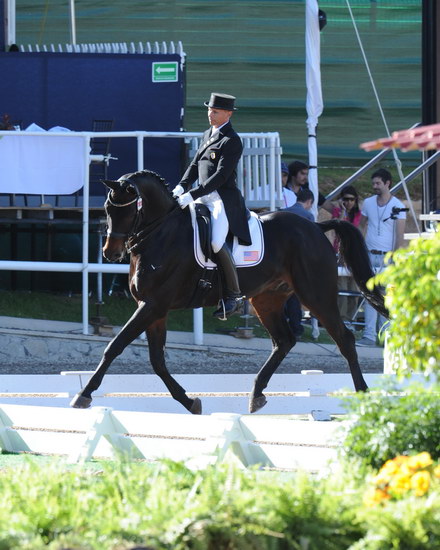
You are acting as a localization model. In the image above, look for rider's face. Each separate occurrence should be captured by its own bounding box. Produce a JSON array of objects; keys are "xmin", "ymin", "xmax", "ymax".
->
[{"xmin": 208, "ymin": 107, "xmax": 232, "ymax": 128}]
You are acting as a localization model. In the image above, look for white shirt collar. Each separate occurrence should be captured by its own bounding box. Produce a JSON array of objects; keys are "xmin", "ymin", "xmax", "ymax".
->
[{"xmin": 211, "ymin": 120, "xmax": 229, "ymax": 136}]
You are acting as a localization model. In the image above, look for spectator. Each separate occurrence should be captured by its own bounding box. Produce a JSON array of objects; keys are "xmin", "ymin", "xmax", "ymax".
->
[
  {"xmin": 323, "ymin": 185, "xmax": 362, "ymax": 324},
  {"xmin": 283, "ymin": 188, "xmax": 315, "ymax": 338},
  {"xmin": 357, "ymin": 168, "xmax": 407, "ymax": 346},
  {"xmin": 287, "ymin": 160, "xmax": 326, "ymax": 206},
  {"xmin": 281, "ymin": 162, "xmax": 297, "ymax": 208}
]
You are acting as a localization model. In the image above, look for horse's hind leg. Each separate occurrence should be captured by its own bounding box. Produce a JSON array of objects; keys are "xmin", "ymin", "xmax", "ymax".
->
[
  {"xmin": 146, "ymin": 318, "xmax": 201, "ymax": 414},
  {"xmin": 307, "ymin": 300, "xmax": 368, "ymax": 392},
  {"xmin": 249, "ymin": 293, "xmax": 296, "ymax": 413},
  {"xmin": 71, "ymin": 301, "xmax": 152, "ymax": 409}
]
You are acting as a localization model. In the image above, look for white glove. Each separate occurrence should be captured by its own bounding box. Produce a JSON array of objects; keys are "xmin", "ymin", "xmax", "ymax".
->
[
  {"xmin": 172, "ymin": 184, "xmax": 184, "ymax": 198},
  {"xmin": 177, "ymin": 192, "xmax": 194, "ymax": 209}
]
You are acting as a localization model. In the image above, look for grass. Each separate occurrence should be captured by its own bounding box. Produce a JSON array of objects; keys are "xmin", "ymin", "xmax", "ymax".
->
[{"xmin": 0, "ymin": 290, "xmax": 334, "ymax": 343}]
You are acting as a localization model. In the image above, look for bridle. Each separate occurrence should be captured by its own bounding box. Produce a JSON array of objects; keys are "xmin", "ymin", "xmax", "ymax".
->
[
  {"xmin": 105, "ymin": 181, "xmax": 143, "ymax": 240},
  {"xmin": 104, "ymin": 176, "xmax": 180, "ymax": 254}
]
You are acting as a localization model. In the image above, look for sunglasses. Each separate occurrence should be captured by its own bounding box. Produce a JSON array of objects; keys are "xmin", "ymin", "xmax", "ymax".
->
[{"xmin": 342, "ymin": 197, "xmax": 356, "ymax": 202}]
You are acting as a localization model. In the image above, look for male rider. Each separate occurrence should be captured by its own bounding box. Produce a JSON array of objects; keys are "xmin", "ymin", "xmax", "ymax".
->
[{"xmin": 172, "ymin": 93, "xmax": 251, "ymax": 320}]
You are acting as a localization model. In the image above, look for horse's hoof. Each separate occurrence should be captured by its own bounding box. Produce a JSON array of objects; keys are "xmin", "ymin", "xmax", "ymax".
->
[
  {"xmin": 249, "ymin": 395, "xmax": 267, "ymax": 413},
  {"xmin": 190, "ymin": 397, "xmax": 202, "ymax": 415},
  {"xmin": 70, "ymin": 393, "xmax": 92, "ymax": 409}
]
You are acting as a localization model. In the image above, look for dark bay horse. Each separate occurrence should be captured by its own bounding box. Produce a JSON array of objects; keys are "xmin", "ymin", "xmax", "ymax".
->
[{"xmin": 70, "ymin": 170, "xmax": 387, "ymax": 414}]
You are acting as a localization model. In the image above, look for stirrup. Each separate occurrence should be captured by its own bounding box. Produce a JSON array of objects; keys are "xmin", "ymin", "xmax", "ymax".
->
[{"xmin": 213, "ymin": 296, "xmax": 244, "ymax": 321}]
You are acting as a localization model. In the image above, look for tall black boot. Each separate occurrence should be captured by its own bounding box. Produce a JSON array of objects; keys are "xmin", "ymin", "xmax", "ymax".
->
[{"xmin": 213, "ymin": 244, "xmax": 244, "ymax": 320}]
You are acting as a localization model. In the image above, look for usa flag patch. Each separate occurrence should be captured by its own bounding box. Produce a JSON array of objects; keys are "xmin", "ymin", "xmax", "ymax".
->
[{"xmin": 243, "ymin": 250, "xmax": 259, "ymax": 261}]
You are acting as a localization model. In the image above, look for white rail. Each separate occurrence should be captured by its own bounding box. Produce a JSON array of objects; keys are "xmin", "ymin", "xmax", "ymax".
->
[{"xmin": 0, "ymin": 130, "xmax": 281, "ymax": 337}]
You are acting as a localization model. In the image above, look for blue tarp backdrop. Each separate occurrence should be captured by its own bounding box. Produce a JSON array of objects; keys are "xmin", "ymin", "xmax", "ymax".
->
[{"xmin": 0, "ymin": 51, "xmax": 185, "ymax": 194}]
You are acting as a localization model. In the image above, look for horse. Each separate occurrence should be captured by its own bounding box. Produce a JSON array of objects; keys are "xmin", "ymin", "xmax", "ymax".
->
[{"xmin": 70, "ymin": 169, "xmax": 387, "ymax": 414}]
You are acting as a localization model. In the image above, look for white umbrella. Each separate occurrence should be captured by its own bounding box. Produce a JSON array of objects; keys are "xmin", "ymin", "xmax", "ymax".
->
[{"xmin": 305, "ymin": 0, "xmax": 324, "ymax": 220}]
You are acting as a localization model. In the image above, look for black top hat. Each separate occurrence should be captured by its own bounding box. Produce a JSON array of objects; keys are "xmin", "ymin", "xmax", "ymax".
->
[{"xmin": 204, "ymin": 93, "xmax": 237, "ymax": 111}]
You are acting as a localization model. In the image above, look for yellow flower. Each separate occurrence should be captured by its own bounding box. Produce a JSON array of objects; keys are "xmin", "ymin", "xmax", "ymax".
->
[
  {"xmin": 433, "ymin": 465, "xmax": 440, "ymax": 479},
  {"xmin": 407, "ymin": 452, "xmax": 433, "ymax": 471},
  {"xmin": 411, "ymin": 470, "xmax": 431, "ymax": 497},
  {"xmin": 389, "ymin": 473, "xmax": 412, "ymax": 495},
  {"xmin": 364, "ymin": 487, "xmax": 390, "ymax": 507}
]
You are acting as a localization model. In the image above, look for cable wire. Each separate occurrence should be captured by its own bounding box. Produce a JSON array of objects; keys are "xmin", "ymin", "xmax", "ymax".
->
[{"xmin": 345, "ymin": 0, "xmax": 420, "ymax": 234}]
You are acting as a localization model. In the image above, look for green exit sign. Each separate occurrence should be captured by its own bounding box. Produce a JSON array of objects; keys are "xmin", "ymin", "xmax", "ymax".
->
[{"xmin": 152, "ymin": 62, "xmax": 178, "ymax": 82}]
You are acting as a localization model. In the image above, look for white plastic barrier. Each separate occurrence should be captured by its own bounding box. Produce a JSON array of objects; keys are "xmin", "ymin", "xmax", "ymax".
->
[
  {"xmin": 0, "ymin": 403, "xmax": 344, "ymax": 471},
  {"xmin": 0, "ymin": 373, "xmax": 427, "ymax": 470}
]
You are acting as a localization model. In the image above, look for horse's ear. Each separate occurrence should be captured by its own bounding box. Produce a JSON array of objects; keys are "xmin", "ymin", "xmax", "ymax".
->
[{"xmin": 102, "ymin": 179, "xmax": 119, "ymax": 191}]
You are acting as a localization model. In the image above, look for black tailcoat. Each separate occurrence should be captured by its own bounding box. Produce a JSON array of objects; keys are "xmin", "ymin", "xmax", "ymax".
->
[{"xmin": 179, "ymin": 121, "xmax": 251, "ymax": 246}]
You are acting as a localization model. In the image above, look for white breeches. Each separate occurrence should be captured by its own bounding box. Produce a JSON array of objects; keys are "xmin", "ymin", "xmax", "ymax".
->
[{"xmin": 195, "ymin": 191, "xmax": 229, "ymax": 253}]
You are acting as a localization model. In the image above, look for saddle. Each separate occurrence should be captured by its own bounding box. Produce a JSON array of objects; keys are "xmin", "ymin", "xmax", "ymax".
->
[
  {"xmin": 190, "ymin": 204, "xmax": 264, "ymax": 270},
  {"xmin": 194, "ymin": 203, "xmax": 214, "ymax": 263},
  {"xmin": 187, "ymin": 204, "xmax": 263, "ymax": 308}
]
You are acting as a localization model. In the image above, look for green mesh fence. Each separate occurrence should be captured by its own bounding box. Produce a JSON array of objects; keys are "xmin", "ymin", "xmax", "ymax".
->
[{"xmin": 14, "ymin": 0, "xmax": 421, "ymax": 164}]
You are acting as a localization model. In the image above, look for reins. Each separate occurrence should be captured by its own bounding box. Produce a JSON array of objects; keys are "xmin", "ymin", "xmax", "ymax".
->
[{"xmin": 127, "ymin": 204, "xmax": 179, "ymax": 254}]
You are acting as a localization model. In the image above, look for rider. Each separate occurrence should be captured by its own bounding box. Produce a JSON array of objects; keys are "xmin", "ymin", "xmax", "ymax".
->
[{"xmin": 172, "ymin": 92, "xmax": 251, "ymax": 319}]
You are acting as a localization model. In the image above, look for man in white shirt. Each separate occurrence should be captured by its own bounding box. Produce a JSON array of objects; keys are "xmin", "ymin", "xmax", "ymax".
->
[
  {"xmin": 357, "ymin": 168, "xmax": 407, "ymax": 346},
  {"xmin": 281, "ymin": 162, "xmax": 297, "ymax": 208}
]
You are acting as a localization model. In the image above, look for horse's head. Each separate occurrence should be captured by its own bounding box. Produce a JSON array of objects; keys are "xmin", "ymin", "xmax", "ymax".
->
[
  {"xmin": 102, "ymin": 176, "xmax": 140, "ymax": 261},
  {"xmin": 102, "ymin": 170, "xmax": 175, "ymax": 262}
]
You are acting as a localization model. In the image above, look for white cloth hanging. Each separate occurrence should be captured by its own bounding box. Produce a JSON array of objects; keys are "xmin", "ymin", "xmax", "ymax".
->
[
  {"xmin": 0, "ymin": 132, "xmax": 86, "ymax": 195},
  {"xmin": 305, "ymin": 0, "xmax": 323, "ymax": 221}
]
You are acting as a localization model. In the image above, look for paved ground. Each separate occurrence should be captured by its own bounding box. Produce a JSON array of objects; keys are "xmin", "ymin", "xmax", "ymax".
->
[{"xmin": 0, "ymin": 316, "xmax": 384, "ymax": 376}]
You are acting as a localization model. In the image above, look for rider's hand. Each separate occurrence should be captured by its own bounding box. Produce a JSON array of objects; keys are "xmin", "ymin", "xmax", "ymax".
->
[
  {"xmin": 172, "ymin": 184, "xmax": 184, "ymax": 198},
  {"xmin": 177, "ymin": 192, "xmax": 194, "ymax": 209}
]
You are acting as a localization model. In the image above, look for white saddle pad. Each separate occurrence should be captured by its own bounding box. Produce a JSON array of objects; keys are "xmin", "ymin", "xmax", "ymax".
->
[{"xmin": 190, "ymin": 206, "xmax": 264, "ymax": 269}]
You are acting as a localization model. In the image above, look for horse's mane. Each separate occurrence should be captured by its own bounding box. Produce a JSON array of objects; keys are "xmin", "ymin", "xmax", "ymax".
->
[{"xmin": 129, "ymin": 169, "xmax": 174, "ymax": 201}]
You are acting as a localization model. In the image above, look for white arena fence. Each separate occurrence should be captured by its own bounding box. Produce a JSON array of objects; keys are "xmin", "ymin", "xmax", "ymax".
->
[
  {"xmin": 0, "ymin": 372, "xmax": 425, "ymax": 471},
  {"xmin": 0, "ymin": 129, "xmax": 282, "ymax": 340}
]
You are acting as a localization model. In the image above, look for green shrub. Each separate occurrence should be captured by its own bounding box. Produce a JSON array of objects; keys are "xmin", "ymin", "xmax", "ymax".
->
[
  {"xmin": 339, "ymin": 382, "xmax": 440, "ymax": 471},
  {"xmin": 370, "ymin": 232, "xmax": 440, "ymax": 379},
  {"xmin": 351, "ymin": 490, "xmax": 440, "ymax": 549},
  {"xmin": 2, "ymin": 456, "xmax": 440, "ymax": 549},
  {"xmin": 0, "ymin": 458, "xmax": 364, "ymax": 550}
]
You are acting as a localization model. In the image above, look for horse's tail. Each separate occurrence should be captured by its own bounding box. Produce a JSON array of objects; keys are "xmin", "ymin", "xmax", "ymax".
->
[{"xmin": 317, "ymin": 219, "xmax": 389, "ymax": 318}]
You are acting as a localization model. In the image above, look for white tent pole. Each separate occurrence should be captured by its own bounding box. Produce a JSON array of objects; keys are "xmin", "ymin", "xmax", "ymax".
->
[
  {"xmin": 69, "ymin": 0, "xmax": 77, "ymax": 46},
  {"xmin": 305, "ymin": 0, "xmax": 323, "ymax": 220},
  {"xmin": 5, "ymin": 0, "xmax": 16, "ymax": 46}
]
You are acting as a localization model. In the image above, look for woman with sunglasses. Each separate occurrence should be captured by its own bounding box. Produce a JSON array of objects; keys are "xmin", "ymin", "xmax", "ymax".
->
[{"xmin": 324, "ymin": 185, "xmax": 362, "ymax": 325}]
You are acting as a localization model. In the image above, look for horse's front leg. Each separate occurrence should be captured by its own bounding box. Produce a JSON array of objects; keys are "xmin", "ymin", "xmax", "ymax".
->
[
  {"xmin": 146, "ymin": 318, "xmax": 201, "ymax": 414},
  {"xmin": 70, "ymin": 301, "xmax": 151, "ymax": 409}
]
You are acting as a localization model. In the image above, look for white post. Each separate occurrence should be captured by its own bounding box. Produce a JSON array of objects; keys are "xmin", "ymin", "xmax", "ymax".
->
[
  {"xmin": 193, "ymin": 308, "xmax": 203, "ymax": 345},
  {"xmin": 5, "ymin": 0, "xmax": 16, "ymax": 46},
  {"xmin": 69, "ymin": 0, "xmax": 76, "ymax": 46},
  {"xmin": 137, "ymin": 135, "xmax": 144, "ymax": 170},
  {"xmin": 82, "ymin": 136, "xmax": 91, "ymax": 335},
  {"xmin": 269, "ymin": 134, "xmax": 276, "ymax": 211}
]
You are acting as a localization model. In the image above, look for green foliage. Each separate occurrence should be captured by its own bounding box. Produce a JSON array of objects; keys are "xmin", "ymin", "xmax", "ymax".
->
[
  {"xmin": 1, "ymin": 456, "xmax": 440, "ymax": 549},
  {"xmin": 369, "ymin": 232, "xmax": 440, "ymax": 379},
  {"xmin": 339, "ymin": 382, "xmax": 440, "ymax": 471},
  {"xmin": 0, "ymin": 458, "xmax": 364, "ymax": 550},
  {"xmin": 351, "ymin": 492, "xmax": 440, "ymax": 550}
]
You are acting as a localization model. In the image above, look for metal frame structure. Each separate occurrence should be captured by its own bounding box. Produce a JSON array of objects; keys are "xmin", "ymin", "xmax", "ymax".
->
[{"xmin": 0, "ymin": 129, "xmax": 282, "ymax": 341}]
